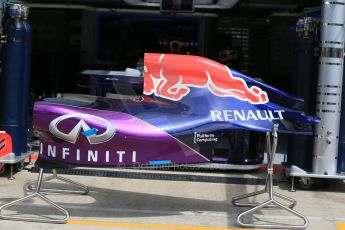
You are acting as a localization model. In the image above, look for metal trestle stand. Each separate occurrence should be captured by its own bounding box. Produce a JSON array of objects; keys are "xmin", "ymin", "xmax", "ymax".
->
[
  {"xmin": 26, "ymin": 169, "xmax": 89, "ymax": 195},
  {"xmin": 233, "ymin": 125, "xmax": 309, "ymax": 229},
  {"xmin": 0, "ymin": 168, "xmax": 70, "ymax": 223}
]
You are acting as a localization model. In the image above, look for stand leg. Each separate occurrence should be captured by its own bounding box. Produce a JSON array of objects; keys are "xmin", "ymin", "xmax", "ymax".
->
[
  {"xmin": 0, "ymin": 168, "xmax": 70, "ymax": 223},
  {"xmin": 234, "ymin": 124, "xmax": 309, "ymax": 229},
  {"xmin": 237, "ymin": 199, "xmax": 308, "ymax": 229},
  {"xmin": 289, "ymin": 176, "xmax": 296, "ymax": 192},
  {"xmin": 232, "ymin": 130, "xmax": 297, "ymax": 209},
  {"xmin": 232, "ymin": 174, "xmax": 296, "ymax": 208},
  {"xmin": 26, "ymin": 169, "xmax": 89, "ymax": 195},
  {"xmin": 8, "ymin": 164, "xmax": 15, "ymax": 180}
]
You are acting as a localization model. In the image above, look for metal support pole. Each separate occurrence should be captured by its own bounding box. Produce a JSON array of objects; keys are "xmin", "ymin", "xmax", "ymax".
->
[
  {"xmin": 289, "ymin": 176, "xmax": 296, "ymax": 192},
  {"xmin": 8, "ymin": 164, "xmax": 15, "ymax": 180},
  {"xmin": 0, "ymin": 168, "xmax": 70, "ymax": 223},
  {"xmin": 313, "ymin": 0, "xmax": 345, "ymax": 175},
  {"xmin": 232, "ymin": 126, "xmax": 297, "ymax": 209},
  {"xmin": 235, "ymin": 125, "xmax": 309, "ymax": 229}
]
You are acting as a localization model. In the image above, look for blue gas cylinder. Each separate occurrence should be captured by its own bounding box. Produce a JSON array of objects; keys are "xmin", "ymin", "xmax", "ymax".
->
[
  {"xmin": 338, "ymin": 71, "xmax": 345, "ymax": 173},
  {"xmin": 20, "ymin": 5, "xmax": 32, "ymax": 153},
  {"xmin": 0, "ymin": 4, "xmax": 27, "ymax": 156}
]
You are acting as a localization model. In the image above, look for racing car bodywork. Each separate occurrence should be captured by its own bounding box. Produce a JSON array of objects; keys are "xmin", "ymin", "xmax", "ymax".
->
[{"xmin": 33, "ymin": 53, "xmax": 319, "ymax": 167}]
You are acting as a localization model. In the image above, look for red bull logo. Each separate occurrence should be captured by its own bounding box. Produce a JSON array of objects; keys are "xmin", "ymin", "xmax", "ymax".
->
[{"xmin": 143, "ymin": 53, "xmax": 269, "ymax": 104}]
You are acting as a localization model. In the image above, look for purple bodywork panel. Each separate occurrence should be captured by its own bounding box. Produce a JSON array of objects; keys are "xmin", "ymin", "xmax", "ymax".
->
[{"xmin": 34, "ymin": 102, "xmax": 209, "ymax": 167}]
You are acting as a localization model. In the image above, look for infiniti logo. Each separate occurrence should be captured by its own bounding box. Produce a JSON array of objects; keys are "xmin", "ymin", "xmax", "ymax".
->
[{"xmin": 49, "ymin": 114, "xmax": 116, "ymax": 144}]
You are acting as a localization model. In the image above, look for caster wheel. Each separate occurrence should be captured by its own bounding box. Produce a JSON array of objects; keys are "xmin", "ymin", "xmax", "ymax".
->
[
  {"xmin": 299, "ymin": 177, "xmax": 327, "ymax": 190},
  {"xmin": 299, "ymin": 177, "xmax": 313, "ymax": 189}
]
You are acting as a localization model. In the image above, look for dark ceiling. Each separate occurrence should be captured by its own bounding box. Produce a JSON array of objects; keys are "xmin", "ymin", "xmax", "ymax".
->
[
  {"xmin": 29, "ymin": 0, "xmax": 321, "ymax": 13},
  {"xmin": 229, "ymin": 0, "xmax": 320, "ymax": 17}
]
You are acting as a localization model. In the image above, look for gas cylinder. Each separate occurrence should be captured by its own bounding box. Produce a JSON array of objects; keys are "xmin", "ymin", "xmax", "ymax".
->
[
  {"xmin": 338, "ymin": 95, "xmax": 345, "ymax": 173},
  {"xmin": 0, "ymin": 4, "xmax": 27, "ymax": 156},
  {"xmin": 338, "ymin": 69, "xmax": 345, "ymax": 173},
  {"xmin": 20, "ymin": 5, "xmax": 32, "ymax": 154}
]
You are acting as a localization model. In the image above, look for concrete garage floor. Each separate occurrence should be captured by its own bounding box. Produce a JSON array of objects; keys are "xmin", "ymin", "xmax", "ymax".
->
[{"xmin": 0, "ymin": 166, "xmax": 345, "ymax": 230}]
